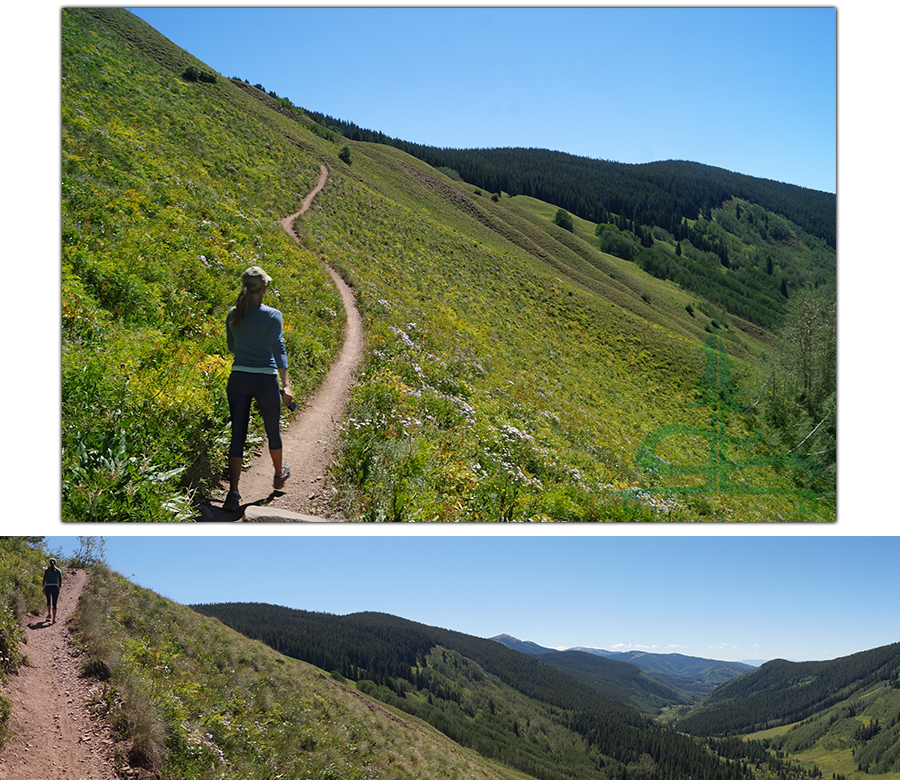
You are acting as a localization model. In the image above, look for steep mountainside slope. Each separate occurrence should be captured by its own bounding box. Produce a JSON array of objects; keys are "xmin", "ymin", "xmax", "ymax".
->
[
  {"xmin": 677, "ymin": 643, "xmax": 900, "ymax": 737},
  {"xmin": 72, "ymin": 566, "xmax": 550, "ymax": 780},
  {"xmin": 532, "ymin": 650, "xmax": 694, "ymax": 713},
  {"xmin": 191, "ymin": 602, "xmax": 770, "ymax": 780},
  {"xmin": 62, "ymin": 8, "xmax": 346, "ymax": 520}
]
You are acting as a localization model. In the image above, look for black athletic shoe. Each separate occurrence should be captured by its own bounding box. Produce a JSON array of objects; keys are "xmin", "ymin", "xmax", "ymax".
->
[{"xmin": 223, "ymin": 490, "xmax": 241, "ymax": 512}]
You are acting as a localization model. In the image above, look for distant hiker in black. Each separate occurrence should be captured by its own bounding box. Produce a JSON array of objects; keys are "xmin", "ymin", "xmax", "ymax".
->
[{"xmin": 42, "ymin": 559, "xmax": 63, "ymax": 624}]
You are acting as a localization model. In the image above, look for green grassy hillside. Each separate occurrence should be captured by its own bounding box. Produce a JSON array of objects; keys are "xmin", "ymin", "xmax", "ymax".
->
[
  {"xmin": 70, "ymin": 565, "xmax": 543, "ymax": 779},
  {"xmin": 61, "ymin": 8, "xmax": 834, "ymax": 521},
  {"xmin": 296, "ymin": 144, "xmax": 831, "ymax": 520},
  {"xmin": 61, "ymin": 8, "xmax": 347, "ymax": 520}
]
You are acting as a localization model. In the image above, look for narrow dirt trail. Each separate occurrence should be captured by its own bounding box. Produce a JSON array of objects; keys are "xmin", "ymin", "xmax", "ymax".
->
[
  {"xmin": 0, "ymin": 568, "xmax": 118, "ymax": 780},
  {"xmin": 200, "ymin": 163, "xmax": 364, "ymax": 521}
]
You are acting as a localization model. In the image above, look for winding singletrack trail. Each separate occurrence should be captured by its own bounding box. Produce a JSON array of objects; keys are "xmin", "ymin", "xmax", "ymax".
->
[
  {"xmin": 200, "ymin": 164, "xmax": 364, "ymax": 521},
  {"xmin": 0, "ymin": 568, "xmax": 119, "ymax": 780}
]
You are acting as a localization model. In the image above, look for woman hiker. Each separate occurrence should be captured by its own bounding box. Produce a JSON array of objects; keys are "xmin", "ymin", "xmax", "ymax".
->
[
  {"xmin": 42, "ymin": 558, "xmax": 63, "ymax": 624},
  {"xmin": 223, "ymin": 265, "xmax": 293, "ymax": 512}
]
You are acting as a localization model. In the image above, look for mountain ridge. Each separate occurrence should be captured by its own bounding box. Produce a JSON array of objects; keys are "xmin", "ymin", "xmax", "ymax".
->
[
  {"xmin": 676, "ymin": 642, "xmax": 900, "ymax": 737},
  {"xmin": 299, "ymin": 106, "xmax": 836, "ymax": 245},
  {"xmin": 491, "ymin": 634, "xmax": 756, "ymax": 707}
]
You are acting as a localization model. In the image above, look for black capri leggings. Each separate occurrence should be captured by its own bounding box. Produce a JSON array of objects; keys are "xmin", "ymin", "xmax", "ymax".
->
[
  {"xmin": 227, "ymin": 371, "xmax": 283, "ymax": 458},
  {"xmin": 45, "ymin": 585, "xmax": 59, "ymax": 609}
]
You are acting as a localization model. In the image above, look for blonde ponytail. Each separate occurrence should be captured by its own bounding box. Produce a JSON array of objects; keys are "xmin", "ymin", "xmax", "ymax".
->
[{"xmin": 230, "ymin": 286, "xmax": 254, "ymax": 327}]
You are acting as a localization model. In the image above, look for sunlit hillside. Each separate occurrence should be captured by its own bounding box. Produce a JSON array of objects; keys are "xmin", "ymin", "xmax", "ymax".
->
[
  {"xmin": 61, "ymin": 8, "xmax": 835, "ymax": 521},
  {"xmin": 78, "ymin": 571, "xmax": 548, "ymax": 780}
]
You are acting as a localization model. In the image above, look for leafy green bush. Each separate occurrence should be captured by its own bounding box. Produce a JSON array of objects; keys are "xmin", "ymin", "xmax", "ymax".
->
[
  {"xmin": 182, "ymin": 64, "xmax": 217, "ymax": 84},
  {"xmin": 600, "ymin": 229, "xmax": 640, "ymax": 261},
  {"xmin": 553, "ymin": 208, "xmax": 573, "ymax": 231}
]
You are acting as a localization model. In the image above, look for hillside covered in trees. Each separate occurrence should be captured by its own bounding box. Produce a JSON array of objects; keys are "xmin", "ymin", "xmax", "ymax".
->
[
  {"xmin": 676, "ymin": 643, "xmax": 900, "ymax": 737},
  {"xmin": 675, "ymin": 643, "xmax": 900, "ymax": 777},
  {"xmin": 192, "ymin": 602, "xmax": 819, "ymax": 780},
  {"xmin": 526, "ymin": 649, "xmax": 696, "ymax": 713},
  {"xmin": 300, "ymin": 113, "xmax": 836, "ymax": 249},
  {"xmin": 491, "ymin": 637, "xmax": 756, "ymax": 708}
]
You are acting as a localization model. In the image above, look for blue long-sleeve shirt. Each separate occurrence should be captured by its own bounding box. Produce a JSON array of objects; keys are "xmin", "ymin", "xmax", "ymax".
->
[{"xmin": 226, "ymin": 304, "xmax": 288, "ymax": 374}]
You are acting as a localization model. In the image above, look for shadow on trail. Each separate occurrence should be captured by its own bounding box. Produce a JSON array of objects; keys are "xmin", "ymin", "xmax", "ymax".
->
[{"xmin": 196, "ymin": 490, "xmax": 286, "ymax": 521}]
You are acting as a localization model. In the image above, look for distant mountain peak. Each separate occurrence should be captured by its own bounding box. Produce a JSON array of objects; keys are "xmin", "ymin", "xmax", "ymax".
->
[{"xmin": 490, "ymin": 634, "xmax": 558, "ymax": 654}]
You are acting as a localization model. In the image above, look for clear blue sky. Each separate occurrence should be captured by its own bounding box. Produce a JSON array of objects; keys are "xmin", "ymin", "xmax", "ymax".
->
[
  {"xmin": 46, "ymin": 535, "xmax": 898, "ymax": 664},
  {"xmin": 128, "ymin": 6, "xmax": 836, "ymax": 193}
]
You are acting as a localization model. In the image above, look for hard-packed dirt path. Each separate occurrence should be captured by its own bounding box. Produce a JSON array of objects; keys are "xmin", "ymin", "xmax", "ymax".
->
[
  {"xmin": 199, "ymin": 164, "xmax": 364, "ymax": 521},
  {"xmin": 0, "ymin": 568, "xmax": 118, "ymax": 780}
]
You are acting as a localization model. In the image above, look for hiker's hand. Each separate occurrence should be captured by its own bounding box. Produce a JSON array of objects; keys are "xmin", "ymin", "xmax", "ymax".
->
[{"xmin": 281, "ymin": 388, "xmax": 294, "ymax": 407}]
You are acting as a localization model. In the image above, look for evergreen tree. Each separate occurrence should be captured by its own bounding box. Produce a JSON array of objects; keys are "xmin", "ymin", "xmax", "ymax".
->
[{"xmin": 756, "ymin": 287, "xmax": 836, "ymax": 493}]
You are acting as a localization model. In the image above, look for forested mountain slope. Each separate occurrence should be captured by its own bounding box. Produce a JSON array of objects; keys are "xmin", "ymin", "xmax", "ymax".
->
[
  {"xmin": 302, "ymin": 112, "xmax": 837, "ymax": 249},
  {"xmin": 531, "ymin": 649, "xmax": 695, "ymax": 713},
  {"xmin": 757, "ymin": 680, "xmax": 900, "ymax": 777},
  {"xmin": 191, "ymin": 602, "xmax": 797, "ymax": 780},
  {"xmin": 602, "ymin": 650, "xmax": 755, "ymax": 696},
  {"xmin": 492, "ymin": 635, "xmax": 754, "ymax": 704},
  {"xmin": 674, "ymin": 642, "xmax": 900, "ymax": 777},
  {"xmin": 677, "ymin": 643, "xmax": 900, "ymax": 736},
  {"xmin": 62, "ymin": 8, "xmax": 835, "ymax": 521}
]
